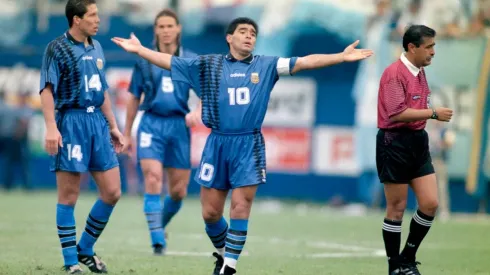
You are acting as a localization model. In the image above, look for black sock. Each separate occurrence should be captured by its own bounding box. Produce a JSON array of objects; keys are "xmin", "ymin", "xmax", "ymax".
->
[
  {"xmin": 401, "ymin": 209, "xmax": 434, "ymax": 261},
  {"xmin": 382, "ymin": 218, "xmax": 402, "ymax": 273}
]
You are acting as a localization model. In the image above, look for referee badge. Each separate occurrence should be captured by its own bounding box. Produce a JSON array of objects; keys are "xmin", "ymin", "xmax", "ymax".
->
[
  {"xmin": 251, "ymin": 72, "xmax": 259, "ymax": 84},
  {"xmin": 96, "ymin": 58, "xmax": 104, "ymax": 69}
]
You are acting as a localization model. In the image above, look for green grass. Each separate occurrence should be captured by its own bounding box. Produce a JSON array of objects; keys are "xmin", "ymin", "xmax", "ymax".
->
[{"xmin": 1, "ymin": 191, "xmax": 490, "ymax": 275}]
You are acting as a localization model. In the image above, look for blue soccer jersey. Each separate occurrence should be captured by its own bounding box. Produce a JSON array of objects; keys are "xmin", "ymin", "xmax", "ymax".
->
[
  {"xmin": 40, "ymin": 32, "xmax": 109, "ymax": 109},
  {"xmin": 128, "ymin": 47, "xmax": 197, "ymax": 117},
  {"xmin": 39, "ymin": 32, "xmax": 117, "ymax": 173},
  {"xmin": 171, "ymin": 54, "xmax": 297, "ymax": 133}
]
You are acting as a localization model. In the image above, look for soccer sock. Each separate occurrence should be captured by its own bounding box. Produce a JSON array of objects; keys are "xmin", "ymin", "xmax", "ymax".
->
[
  {"xmin": 382, "ymin": 218, "xmax": 402, "ymax": 272},
  {"xmin": 401, "ymin": 209, "xmax": 434, "ymax": 261},
  {"xmin": 57, "ymin": 204, "xmax": 78, "ymax": 266},
  {"xmin": 161, "ymin": 194, "xmax": 183, "ymax": 229},
  {"xmin": 143, "ymin": 193, "xmax": 165, "ymax": 247},
  {"xmin": 205, "ymin": 216, "xmax": 228, "ymax": 255},
  {"xmin": 78, "ymin": 199, "xmax": 114, "ymax": 255},
  {"xmin": 224, "ymin": 219, "xmax": 248, "ymax": 269}
]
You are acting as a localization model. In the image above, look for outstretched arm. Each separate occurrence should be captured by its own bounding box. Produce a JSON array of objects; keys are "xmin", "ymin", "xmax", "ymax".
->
[
  {"xmin": 291, "ymin": 40, "xmax": 373, "ymax": 74},
  {"xmin": 112, "ymin": 33, "xmax": 172, "ymax": 70}
]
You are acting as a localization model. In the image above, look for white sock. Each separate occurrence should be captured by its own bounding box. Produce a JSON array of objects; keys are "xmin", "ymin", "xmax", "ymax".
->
[
  {"xmin": 221, "ymin": 257, "xmax": 237, "ymax": 273},
  {"xmin": 217, "ymin": 247, "xmax": 225, "ymax": 256}
]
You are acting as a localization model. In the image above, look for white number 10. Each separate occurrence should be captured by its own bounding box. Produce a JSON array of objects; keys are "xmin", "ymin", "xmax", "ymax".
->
[{"xmin": 228, "ymin": 87, "xmax": 250, "ymax": 105}]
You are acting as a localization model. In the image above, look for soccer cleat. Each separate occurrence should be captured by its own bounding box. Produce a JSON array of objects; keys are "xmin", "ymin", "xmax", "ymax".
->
[
  {"xmin": 220, "ymin": 265, "xmax": 237, "ymax": 275},
  {"xmin": 153, "ymin": 244, "xmax": 166, "ymax": 255},
  {"xmin": 211, "ymin": 252, "xmax": 224, "ymax": 275},
  {"xmin": 78, "ymin": 253, "xmax": 107, "ymax": 273},
  {"xmin": 398, "ymin": 260, "xmax": 421, "ymax": 275},
  {"xmin": 63, "ymin": 264, "xmax": 83, "ymax": 274}
]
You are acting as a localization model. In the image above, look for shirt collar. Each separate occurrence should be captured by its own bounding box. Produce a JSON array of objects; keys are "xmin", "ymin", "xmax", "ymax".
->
[
  {"xmin": 400, "ymin": 53, "xmax": 420, "ymax": 76},
  {"xmin": 156, "ymin": 45, "xmax": 183, "ymax": 57},
  {"xmin": 65, "ymin": 31, "xmax": 93, "ymax": 46},
  {"xmin": 225, "ymin": 52, "xmax": 254, "ymax": 64}
]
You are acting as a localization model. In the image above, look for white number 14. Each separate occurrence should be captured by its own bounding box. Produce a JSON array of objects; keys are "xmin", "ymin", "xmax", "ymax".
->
[{"xmin": 67, "ymin": 144, "xmax": 83, "ymax": 162}]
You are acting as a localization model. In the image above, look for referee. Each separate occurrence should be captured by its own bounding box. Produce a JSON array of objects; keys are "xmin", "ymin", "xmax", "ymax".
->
[{"xmin": 376, "ymin": 25, "xmax": 453, "ymax": 275}]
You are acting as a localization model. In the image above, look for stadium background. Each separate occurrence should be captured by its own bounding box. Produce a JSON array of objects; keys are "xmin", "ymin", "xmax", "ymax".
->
[{"xmin": 0, "ymin": 0, "xmax": 489, "ymax": 215}]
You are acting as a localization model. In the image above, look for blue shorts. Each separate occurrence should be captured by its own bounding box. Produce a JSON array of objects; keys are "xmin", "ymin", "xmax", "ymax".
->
[
  {"xmin": 50, "ymin": 108, "xmax": 119, "ymax": 172},
  {"xmin": 194, "ymin": 131, "xmax": 267, "ymax": 190},
  {"xmin": 137, "ymin": 112, "xmax": 191, "ymax": 169}
]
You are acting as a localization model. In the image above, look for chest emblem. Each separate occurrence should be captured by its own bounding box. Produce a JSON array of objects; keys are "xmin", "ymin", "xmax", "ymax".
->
[
  {"xmin": 251, "ymin": 72, "xmax": 259, "ymax": 84},
  {"xmin": 97, "ymin": 58, "xmax": 104, "ymax": 69}
]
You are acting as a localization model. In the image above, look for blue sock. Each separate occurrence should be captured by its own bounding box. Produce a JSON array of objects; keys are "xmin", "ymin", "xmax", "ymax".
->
[
  {"xmin": 224, "ymin": 219, "xmax": 248, "ymax": 267},
  {"xmin": 205, "ymin": 216, "xmax": 228, "ymax": 253},
  {"xmin": 78, "ymin": 199, "xmax": 114, "ymax": 255},
  {"xmin": 143, "ymin": 193, "xmax": 165, "ymax": 247},
  {"xmin": 57, "ymin": 204, "xmax": 78, "ymax": 266},
  {"xmin": 161, "ymin": 195, "xmax": 182, "ymax": 229}
]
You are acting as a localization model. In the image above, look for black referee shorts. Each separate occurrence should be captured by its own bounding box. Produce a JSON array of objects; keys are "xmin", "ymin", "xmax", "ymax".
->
[{"xmin": 376, "ymin": 129, "xmax": 435, "ymax": 184}]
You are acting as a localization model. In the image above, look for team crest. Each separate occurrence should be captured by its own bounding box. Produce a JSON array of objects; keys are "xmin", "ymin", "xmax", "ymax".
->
[
  {"xmin": 251, "ymin": 72, "xmax": 259, "ymax": 84},
  {"xmin": 96, "ymin": 58, "xmax": 104, "ymax": 69}
]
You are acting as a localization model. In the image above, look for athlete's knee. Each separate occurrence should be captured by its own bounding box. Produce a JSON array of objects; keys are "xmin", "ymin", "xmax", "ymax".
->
[
  {"xmin": 100, "ymin": 185, "xmax": 121, "ymax": 205},
  {"xmin": 386, "ymin": 198, "xmax": 407, "ymax": 220},
  {"xmin": 418, "ymin": 197, "xmax": 439, "ymax": 216},
  {"xmin": 202, "ymin": 203, "xmax": 224, "ymax": 223},
  {"xmin": 144, "ymin": 169, "xmax": 162, "ymax": 193},
  {"xmin": 230, "ymin": 195, "xmax": 254, "ymax": 219},
  {"xmin": 58, "ymin": 187, "xmax": 80, "ymax": 205},
  {"xmin": 169, "ymin": 179, "xmax": 188, "ymax": 201}
]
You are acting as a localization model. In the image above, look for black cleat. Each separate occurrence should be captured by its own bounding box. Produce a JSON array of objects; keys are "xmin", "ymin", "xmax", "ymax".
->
[
  {"xmin": 78, "ymin": 253, "xmax": 107, "ymax": 273},
  {"xmin": 390, "ymin": 257, "xmax": 421, "ymax": 275},
  {"xmin": 221, "ymin": 265, "xmax": 236, "ymax": 275},
  {"xmin": 62, "ymin": 265, "xmax": 83, "ymax": 274},
  {"xmin": 153, "ymin": 244, "xmax": 166, "ymax": 255},
  {"xmin": 212, "ymin": 252, "xmax": 224, "ymax": 275}
]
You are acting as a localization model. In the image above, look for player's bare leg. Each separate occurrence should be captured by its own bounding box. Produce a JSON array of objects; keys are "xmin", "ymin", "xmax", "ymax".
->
[
  {"xmin": 140, "ymin": 159, "xmax": 167, "ymax": 254},
  {"xmin": 162, "ymin": 168, "xmax": 190, "ymax": 244},
  {"xmin": 57, "ymin": 172, "xmax": 84, "ymax": 273},
  {"xmin": 76, "ymin": 167, "xmax": 121, "ymax": 274},
  {"xmin": 383, "ymin": 183, "xmax": 408, "ymax": 274},
  {"xmin": 219, "ymin": 185, "xmax": 258, "ymax": 275},
  {"xmin": 397, "ymin": 174, "xmax": 438, "ymax": 274},
  {"xmin": 201, "ymin": 186, "xmax": 229, "ymax": 275}
]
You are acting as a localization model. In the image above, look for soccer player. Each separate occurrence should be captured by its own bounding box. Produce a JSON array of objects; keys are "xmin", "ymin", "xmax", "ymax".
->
[
  {"xmin": 124, "ymin": 8, "xmax": 200, "ymax": 255},
  {"xmin": 112, "ymin": 17, "xmax": 373, "ymax": 275},
  {"xmin": 376, "ymin": 25, "xmax": 453, "ymax": 275},
  {"xmin": 40, "ymin": 0, "xmax": 124, "ymax": 273}
]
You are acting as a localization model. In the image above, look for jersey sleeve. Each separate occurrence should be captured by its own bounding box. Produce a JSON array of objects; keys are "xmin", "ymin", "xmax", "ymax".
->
[
  {"xmin": 171, "ymin": 56, "xmax": 201, "ymax": 97},
  {"xmin": 275, "ymin": 57, "xmax": 298, "ymax": 77},
  {"xmin": 128, "ymin": 62, "xmax": 144, "ymax": 99},
  {"xmin": 381, "ymin": 78, "xmax": 408, "ymax": 118},
  {"xmin": 96, "ymin": 42, "xmax": 110, "ymax": 92},
  {"xmin": 39, "ymin": 43, "xmax": 60, "ymax": 94}
]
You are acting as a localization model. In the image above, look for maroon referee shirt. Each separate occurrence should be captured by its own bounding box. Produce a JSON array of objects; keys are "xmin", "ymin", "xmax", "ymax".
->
[{"xmin": 377, "ymin": 53, "xmax": 431, "ymax": 130}]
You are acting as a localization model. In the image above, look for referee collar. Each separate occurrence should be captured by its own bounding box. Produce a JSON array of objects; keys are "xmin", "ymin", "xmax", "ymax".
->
[
  {"xmin": 225, "ymin": 52, "xmax": 254, "ymax": 64},
  {"xmin": 65, "ymin": 31, "xmax": 93, "ymax": 46},
  {"xmin": 400, "ymin": 53, "xmax": 420, "ymax": 76}
]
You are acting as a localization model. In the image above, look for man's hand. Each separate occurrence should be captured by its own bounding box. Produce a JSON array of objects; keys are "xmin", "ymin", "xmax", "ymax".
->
[
  {"xmin": 110, "ymin": 128, "xmax": 125, "ymax": 153},
  {"xmin": 111, "ymin": 33, "xmax": 142, "ymax": 54},
  {"xmin": 342, "ymin": 40, "xmax": 374, "ymax": 62},
  {"xmin": 435, "ymin": 107, "xmax": 453, "ymax": 122},
  {"xmin": 122, "ymin": 135, "xmax": 133, "ymax": 156},
  {"xmin": 185, "ymin": 111, "xmax": 201, "ymax": 128},
  {"xmin": 45, "ymin": 125, "xmax": 63, "ymax": 156}
]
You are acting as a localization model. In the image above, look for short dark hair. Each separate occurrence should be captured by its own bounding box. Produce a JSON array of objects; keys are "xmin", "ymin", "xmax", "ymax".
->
[
  {"xmin": 402, "ymin": 25, "xmax": 436, "ymax": 51},
  {"xmin": 226, "ymin": 17, "xmax": 259, "ymax": 36},
  {"xmin": 65, "ymin": 0, "xmax": 96, "ymax": 28}
]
